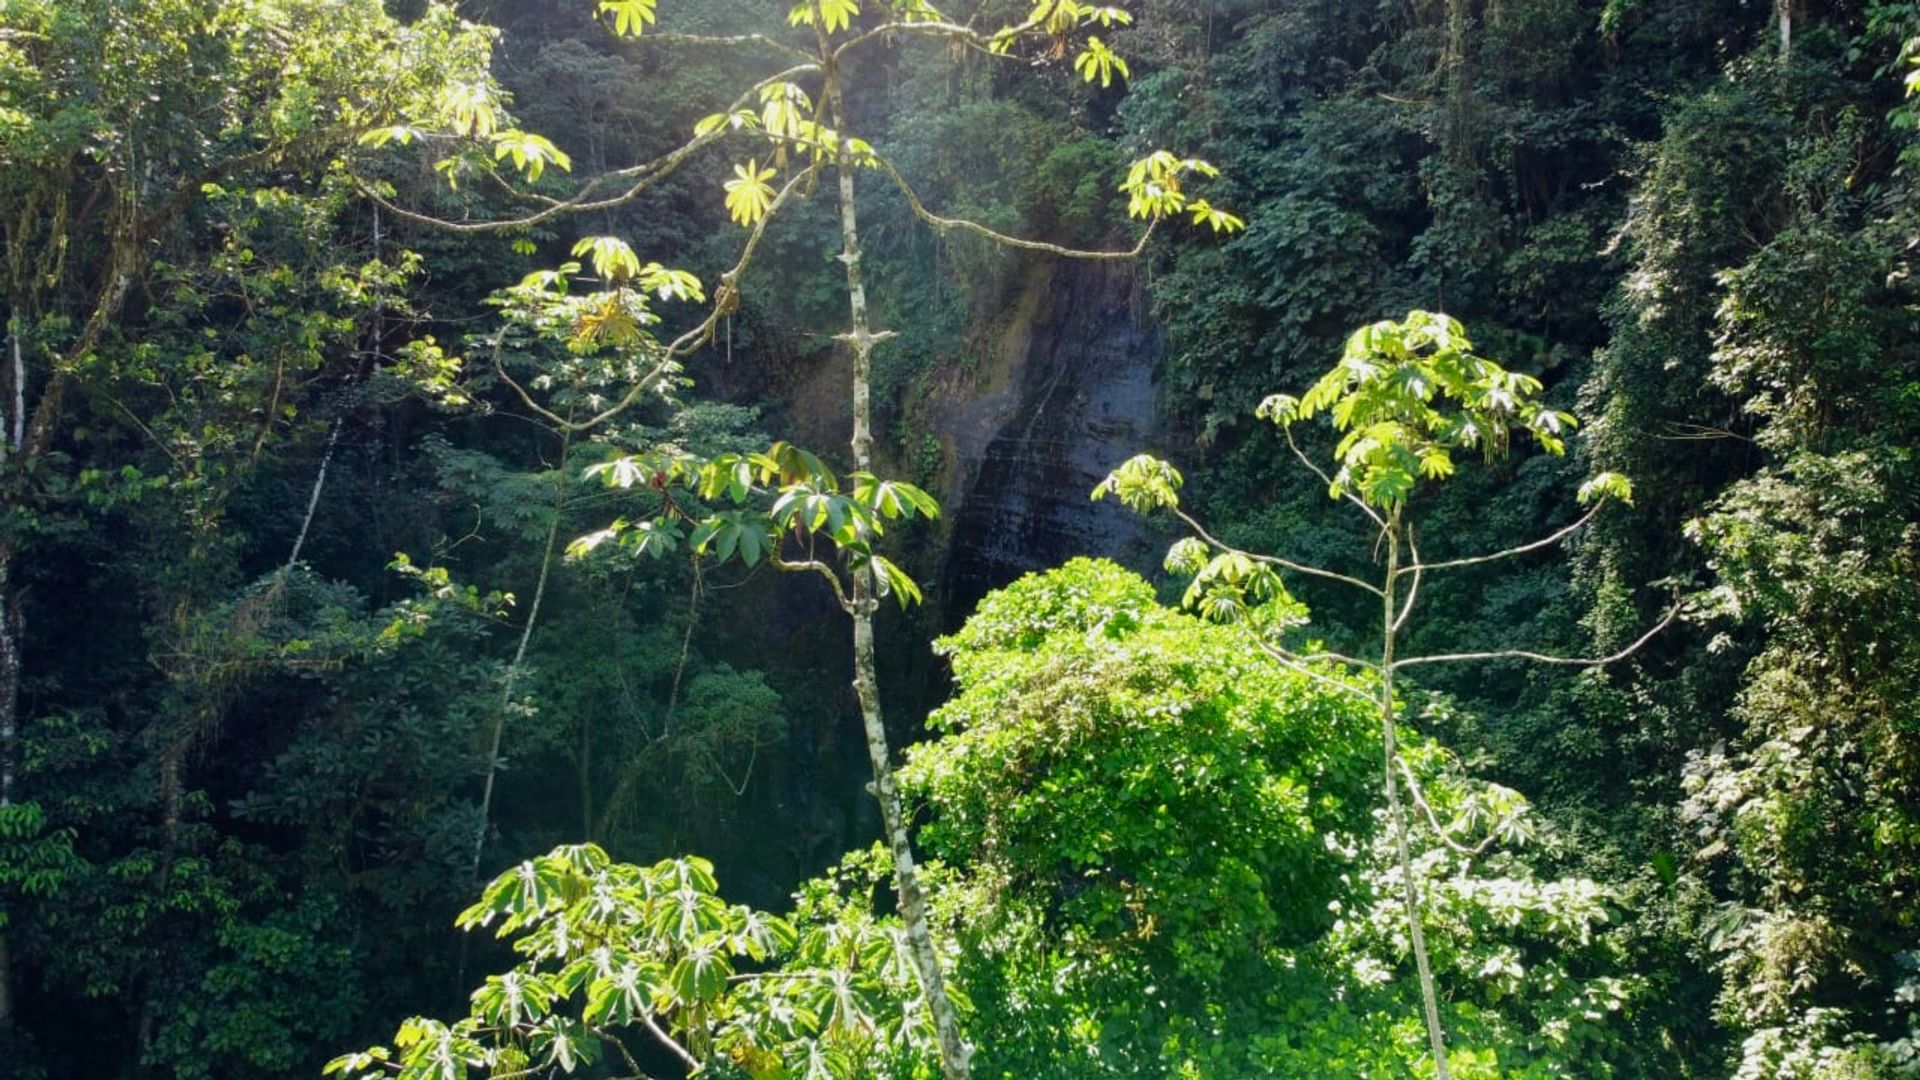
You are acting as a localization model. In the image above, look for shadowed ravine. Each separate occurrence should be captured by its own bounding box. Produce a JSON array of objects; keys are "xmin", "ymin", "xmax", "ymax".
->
[{"xmin": 939, "ymin": 259, "xmax": 1172, "ymax": 626}]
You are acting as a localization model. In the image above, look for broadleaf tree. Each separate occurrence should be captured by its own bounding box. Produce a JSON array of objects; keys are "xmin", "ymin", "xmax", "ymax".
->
[
  {"xmin": 346, "ymin": 4, "xmax": 1243, "ymax": 1077},
  {"xmin": 1098, "ymin": 310, "xmax": 1679, "ymax": 1078}
]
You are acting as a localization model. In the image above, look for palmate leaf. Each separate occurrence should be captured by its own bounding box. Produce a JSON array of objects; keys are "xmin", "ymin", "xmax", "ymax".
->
[
  {"xmin": 759, "ymin": 82, "xmax": 815, "ymax": 140},
  {"xmin": 529, "ymin": 1018, "xmax": 599, "ymax": 1074},
  {"xmin": 323, "ymin": 1047, "xmax": 391, "ymax": 1078},
  {"xmin": 758, "ymin": 441, "xmax": 837, "ymax": 488},
  {"xmin": 852, "ymin": 473, "xmax": 940, "ymax": 520},
  {"xmin": 869, "ymin": 554, "xmax": 923, "ymax": 608},
  {"xmin": 1266, "ymin": 311, "xmax": 1592, "ymax": 510},
  {"xmin": 1578, "ymin": 471, "xmax": 1635, "ymax": 506},
  {"xmin": 652, "ymin": 882, "xmax": 728, "ymax": 940},
  {"xmin": 622, "ymin": 519, "xmax": 683, "ymax": 559},
  {"xmin": 491, "ymin": 130, "xmax": 571, "ymax": 181},
  {"xmin": 668, "ymin": 943, "xmax": 736, "ymax": 1006},
  {"xmin": 798, "ymin": 1038, "xmax": 856, "ymax": 1080},
  {"xmin": 457, "ymin": 856, "xmax": 567, "ymax": 932},
  {"xmin": 697, "ymin": 455, "xmax": 760, "ymax": 504},
  {"xmin": 1073, "ymin": 36, "xmax": 1130, "ymax": 87},
  {"xmin": 598, "ymin": 0, "xmax": 658, "ymax": 36},
  {"xmin": 570, "ymin": 236, "xmax": 643, "ymax": 284},
  {"xmin": 691, "ymin": 513, "xmax": 775, "ymax": 567},
  {"xmin": 724, "ymin": 159, "xmax": 779, "ymax": 226},
  {"xmin": 694, "ymin": 108, "xmax": 760, "ymax": 137},
  {"xmin": 440, "ymin": 81, "xmax": 498, "ymax": 137},
  {"xmin": 471, "ymin": 971, "xmax": 555, "ymax": 1026},
  {"xmin": 731, "ymin": 908, "xmax": 800, "ymax": 961},
  {"xmin": 1092, "ymin": 454, "xmax": 1183, "ymax": 512},
  {"xmin": 805, "ymin": 967, "xmax": 882, "ymax": 1038},
  {"xmin": 789, "ymin": 0, "xmax": 860, "ymax": 33},
  {"xmin": 1184, "ymin": 198, "xmax": 1245, "ymax": 234},
  {"xmin": 583, "ymin": 963, "xmax": 661, "ymax": 1026}
]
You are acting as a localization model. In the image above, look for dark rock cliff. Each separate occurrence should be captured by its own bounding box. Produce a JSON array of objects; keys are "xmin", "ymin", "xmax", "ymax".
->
[{"xmin": 936, "ymin": 259, "xmax": 1175, "ymax": 626}]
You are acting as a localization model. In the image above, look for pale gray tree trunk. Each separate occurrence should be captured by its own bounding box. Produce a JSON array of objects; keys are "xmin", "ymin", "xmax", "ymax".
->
[
  {"xmin": 1380, "ymin": 517, "xmax": 1450, "ymax": 1079},
  {"xmin": 821, "ymin": 56, "xmax": 972, "ymax": 1080}
]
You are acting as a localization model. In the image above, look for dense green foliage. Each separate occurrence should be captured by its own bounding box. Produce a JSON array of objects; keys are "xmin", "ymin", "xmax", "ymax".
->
[
  {"xmin": 909, "ymin": 560, "xmax": 1629, "ymax": 1078},
  {"xmin": 2, "ymin": 0, "xmax": 1919, "ymax": 1077}
]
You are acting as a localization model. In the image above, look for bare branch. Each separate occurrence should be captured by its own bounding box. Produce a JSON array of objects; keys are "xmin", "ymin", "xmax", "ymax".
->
[
  {"xmin": 1283, "ymin": 424, "xmax": 1386, "ymax": 529},
  {"xmin": 1393, "ymin": 525, "xmax": 1422, "ymax": 633},
  {"xmin": 832, "ymin": 11, "xmax": 1050, "ymax": 65},
  {"xmin": 1398, "ymin": 499, "xmax": 1605, "ymax": 577},
  {"xmin": 355, "ymin": 64, "xmax": 821, "ymax": 233},
  {"xmin": 771, "ymin": 554, "xmax": 853, "ymax": 614},
  {"xmin": 1392, "ymin": 601, "xmax": 1682, "ymax": 671},
  {"xmin": 876, "ymin": 155, "xmax": 1155, "ymax": 260},
  {"xmin": 638, "ymin": 1013, "xmax": 700, "ymax": 1072},
  {"xmin": 1248, "ymin": 639, "xmax": 1377, "ymax": 704},
  {"xmin": 1172, "ymin": 508, "xmax": 1385, "ymax": 598},
  {"xmin": 1395, "ymin": 757, "xmax": 1502, "ymax": 858},
  {"xmin": 492, "ymin": 165, "xmax": 818, "ymax": 432}
]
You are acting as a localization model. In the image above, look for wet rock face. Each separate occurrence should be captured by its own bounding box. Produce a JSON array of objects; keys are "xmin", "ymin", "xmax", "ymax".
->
[{"xmin": 940, "ymin": 259, "xmax": 1169, "ymax": 625}]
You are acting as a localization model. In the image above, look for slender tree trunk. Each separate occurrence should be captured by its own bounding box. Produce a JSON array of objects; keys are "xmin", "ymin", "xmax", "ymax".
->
[
  {"xmin": 285, "ymin": 419, "xmax": 342, "ymax": 572},
  {"xmin": 821, "ymin": 56, "xmax": 971, "ymax": 1080},
  {"xmin": 9, "ymin": 319, "xmax": 23, "ymax": 453},
  {"xmin": 1444, "ymin": 0, "xmax": 1473, "ymax": 165},
  {"xmin": 0, "ymin": 213, "xmax": 142, "ymax": 1039},
  {"xmin": 1381, "ymin": 519, "xmax": 1450, "ymax": 1079},
  {"xmin": 1776, "ymin": 0, "xmax": 1792, "ymax": 60},
  {"xmin": 469, "ymin": 426, "xmax": 573, "ymax": 882},
  {"xmin": 580, "ymin": 711, "xmax": 593, "ymax": 842}
]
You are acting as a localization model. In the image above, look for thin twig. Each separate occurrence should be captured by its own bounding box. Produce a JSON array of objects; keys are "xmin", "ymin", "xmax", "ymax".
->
[
  {"xmin": 1249, "ymin": 640, "xmax": 1376, "ymax": 704},
  {"xmin": 877, "ymin": 155, "xmax": 1156, "ymax": 260},
  {"xmin": 1398, "ymin": 499, "xmax": 1605, "ymax": 577},
  {"xmin": 1174, "ymin": 508, "xmax": 1385, "ymax": 598},
  {"xmin": 1392, "ymin": 601, "xmax": 1682, "ymax": 671}
]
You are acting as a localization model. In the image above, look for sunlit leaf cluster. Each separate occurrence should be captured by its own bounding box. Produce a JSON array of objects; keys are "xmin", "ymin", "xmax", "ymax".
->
[
  {"xmin": 325, "ymin": 843, "xmax": 935, "ymax": 1080},
  {"xmin": 575, "ymin": 442, "xmax": 939, "ymax": 608},
  {"xmin": 1256, "ymin": 310, "xmax": 1577, "ymax": 511},
  {"xmin": 1119, "ymin": 150, "xmax": 1244, "ymax": 232}
]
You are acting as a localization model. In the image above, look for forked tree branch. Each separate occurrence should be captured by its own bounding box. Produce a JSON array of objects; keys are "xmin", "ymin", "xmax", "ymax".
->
[
  {"xmin": 831, "ymin": 10, "xmax": 1051, "ymax": 65},
  {"xmin": 771, "ymin": 554, "xmax": 853, "ymax": 614},
  {"xmin": 1249, "ymin": 639, "xmax": 1376, "ymax": 704},
  {"xmin": 1392, "ymin": 601, "xmax": 1682, "ymax": 671}
]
